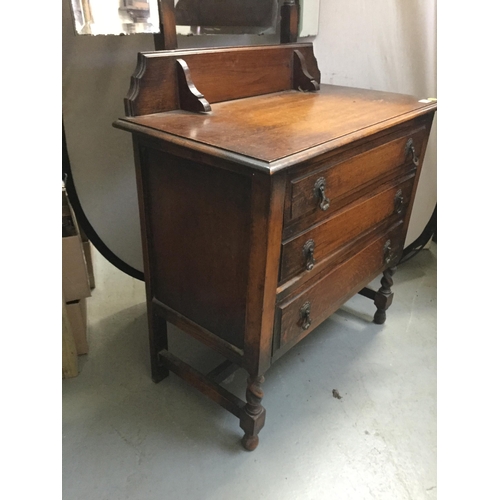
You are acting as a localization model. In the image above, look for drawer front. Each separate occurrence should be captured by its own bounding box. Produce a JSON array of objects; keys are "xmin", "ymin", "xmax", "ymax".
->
[
  {"xmin": 276, "ymin": 224, "xmax": 404, "ymax": 351},
  {"xmin": 279, "ymin": 175, "xmax": 414, "ymax": 284},
  {"xmin": 285, "ymin": 127, "xmax": 426, "ymax": 232}
]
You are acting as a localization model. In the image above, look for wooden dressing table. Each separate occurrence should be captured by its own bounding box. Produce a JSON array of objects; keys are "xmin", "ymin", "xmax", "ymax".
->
[{"xmin": 114, "ymin": 42, "xmax": 436, "ymax": 450}]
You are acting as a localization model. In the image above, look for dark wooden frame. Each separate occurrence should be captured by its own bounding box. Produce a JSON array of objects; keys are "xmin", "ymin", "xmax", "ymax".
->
[{"xmin": 114, "ymin": 21, "xmax": 436, "ymax": 451}]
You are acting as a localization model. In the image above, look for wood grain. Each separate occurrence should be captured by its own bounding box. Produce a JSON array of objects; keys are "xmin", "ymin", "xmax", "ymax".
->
[
  {"xmin": 287, "ymin": 127, "xmax": 427, "ymax": 224},
  {"xmin": 280, "ymin": 175, "xmax": 415, "ymax": 283},
  {"xmin": 144, "ymin": 147, "xmax": 252, "ymax": 350},
  {"xmin": 121, "ymin": 85, "xmax": 436, "ymax": 163},
  {"xmin": 154, "ymin": 0, "xmax": 178, "ymax": 51},
  {"xmin": 176, "ymin": 59, "xmax": 211, "ymax": 112},
  {"xmin": 243, "ymin": 172, "xmax": 287, "ymax": 376},
  {"xmin": 280, "ymin": 1, "xmax": 299, "ymax": 43},
  {"xmin": 293, "ymin": 50, "xmax": 319, "ymax": 91},
  {"xmin": 115, "ymin": 44, "xmax": 437, "ymax": 449},
  {"xmin": 275, "ymin": 223, "xmax": 405, "ymax": 355},
  {"xmin": 133, "ymin": 139, "xmax": 170, "ymax": 383},
  {"xmin": 124, "ymin": 43, "xmax": 320, "ymax": 117}
]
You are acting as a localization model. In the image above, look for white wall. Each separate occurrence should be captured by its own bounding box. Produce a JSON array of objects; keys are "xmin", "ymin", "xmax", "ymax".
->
[{"xmin": 313, "ymin": 0, "xmax": 437, "ymax": 245}]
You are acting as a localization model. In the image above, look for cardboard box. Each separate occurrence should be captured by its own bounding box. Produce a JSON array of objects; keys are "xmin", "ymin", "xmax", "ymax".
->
[
  {"xmin": 62, "ymin": 187, "xmax": 91, "ymax": 302},
  {"xmin": 81, "ymin": 238, "xmax": 95, "ymax": 290},
  {"xmin": 63, "ymin": 237, "xmax": 91, "ymax": 302},
  {"xmin": 66, "ymin": 299, "xmax": 88, "ymax": 355},
  {"xmin": 63, "ymin": 297, "xmax": 79, "ymax": 378}
]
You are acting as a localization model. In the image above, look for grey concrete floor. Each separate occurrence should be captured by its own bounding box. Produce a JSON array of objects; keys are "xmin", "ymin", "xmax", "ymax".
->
[{"xmin": 63, "ymin": 243, "xmax": 437, "ymax": 500}]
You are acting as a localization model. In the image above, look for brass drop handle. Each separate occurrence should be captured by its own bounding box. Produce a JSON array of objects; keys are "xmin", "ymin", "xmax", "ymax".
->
[
  {"xmin": 303, "ymin": 239, "xmax": 316, "ymax": 271},
  {"xmin": 299, "ymin": 301, "xmax": 312, "ymax": 330},
  {"xmin": 394, "ymin": 189, "xmax": 404, "ymax": 214},
  {"xmin": 383, "ymin": 239, "xmax": 393, "ymax": 265},
  {"xmin": 405, "ymin": 138, "xmax": 420, "ymax": 166},
  {"xmin": 314, "ymin": 177, "xmax": 330, "ymax": 211}
]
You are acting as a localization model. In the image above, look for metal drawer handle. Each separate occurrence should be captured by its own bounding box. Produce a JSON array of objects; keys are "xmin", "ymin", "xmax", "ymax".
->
[
  {"xmin": 299, "ymin": 301, "xmax": 312, "ymax": 330},
  {"xmin": 394, "ymin": 189, "xmax": 404, "ymax": 214},
  {"xmin": 383, "ymin": 239, "xmax": 393, "ymax": 265},
  {"xmin": 405, "ymin": 138, "xmax": 420, "ymax": 166},
  {"xmin": 314, "ymin": 177, "xmax": 330, "ymax": 211},
  {"xmin": 303, "ymin": 239, "xmax": 316, "ymax": 271}
]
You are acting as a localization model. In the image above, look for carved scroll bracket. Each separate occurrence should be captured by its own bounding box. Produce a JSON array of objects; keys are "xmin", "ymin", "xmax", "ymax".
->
[
  {"xmin": 293, "ymin": 50, "xmax": 320, "ymax": 92},
  {"xmin": 176, "ymin": 59, "xmax": 212, "ymax": 113}
]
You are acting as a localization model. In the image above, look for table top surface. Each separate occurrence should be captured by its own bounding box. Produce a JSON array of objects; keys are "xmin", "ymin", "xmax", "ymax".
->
[{"xmin": 117, "ymin": 84, "xmax": 436, "ymax": 168}]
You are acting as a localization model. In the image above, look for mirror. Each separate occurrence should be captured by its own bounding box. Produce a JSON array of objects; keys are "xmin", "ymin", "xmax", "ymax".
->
[
  {"xmin": 71, "ymin": 0, "xmax": 160, "ymax": 35},
  {"xmin": 70, "ymin": 1, "xmax": 319, "ymax": 38},
  {"xmin": 174, "ymin": 0, "xmax": 278, "ymax": 36},
  {"xmin": 70, "ymin": 1, "xmax": 294, "ymax": 37}
]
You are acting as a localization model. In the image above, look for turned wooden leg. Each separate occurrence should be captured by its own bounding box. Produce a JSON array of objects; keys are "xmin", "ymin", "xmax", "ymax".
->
[
  {"xmin": 374, "ymin": 267, "xmax": 396, "ymax": 324},
  {"xmin": 150, "ymin": 313, "xmax": 170, "ymax": 383},
  {"xmin": 239, "ymin": 375, "xmax": 266, "ymax": 451}
]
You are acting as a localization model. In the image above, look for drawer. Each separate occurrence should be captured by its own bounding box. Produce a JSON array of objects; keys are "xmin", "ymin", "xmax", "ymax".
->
[
  {"xmin": 279, "ymin": 175, "xmax": 414, "ymax": 284},
  {"xmin": 284, "ymin": 127, "xmax": 426, "ymax": 234},
  {"xmin": 275, "ymin": 223, "xmax": 404, "ymax": 353}
]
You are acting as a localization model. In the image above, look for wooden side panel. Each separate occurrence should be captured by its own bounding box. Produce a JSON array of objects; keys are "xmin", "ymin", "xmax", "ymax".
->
[
  {"xmin": 133, "ymin": 138, "xmax": 170, "ymax": 383},
  {"xmin": 143, "ymin": 148, "xmax": 252, "ymax": 350},
  {"xmin": 243, "ymin": 173, "xmax": 287, "ymax": 376},
  {"xmin": 125, "ymin": 43, "xmax": 320, "ymax": 116}
]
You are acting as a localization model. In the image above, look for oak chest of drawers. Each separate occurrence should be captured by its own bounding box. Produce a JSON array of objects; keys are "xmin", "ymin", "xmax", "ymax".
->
[{"xmin": 114, "ymin": 43, "xmax": 436, "ymax": 450}]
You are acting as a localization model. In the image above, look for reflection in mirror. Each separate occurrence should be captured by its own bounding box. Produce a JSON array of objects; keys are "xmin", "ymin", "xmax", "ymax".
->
[
  {"xmin": 174, "ymin": 0, "xmax": 278, "ymax": 35},
  {"xmin": 70, "ymin": 0, "xmax": 280, "ymax": 37},
  {"xmin": 71, "ymin": 0, "xmax": 160, "ymax": 35}
]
